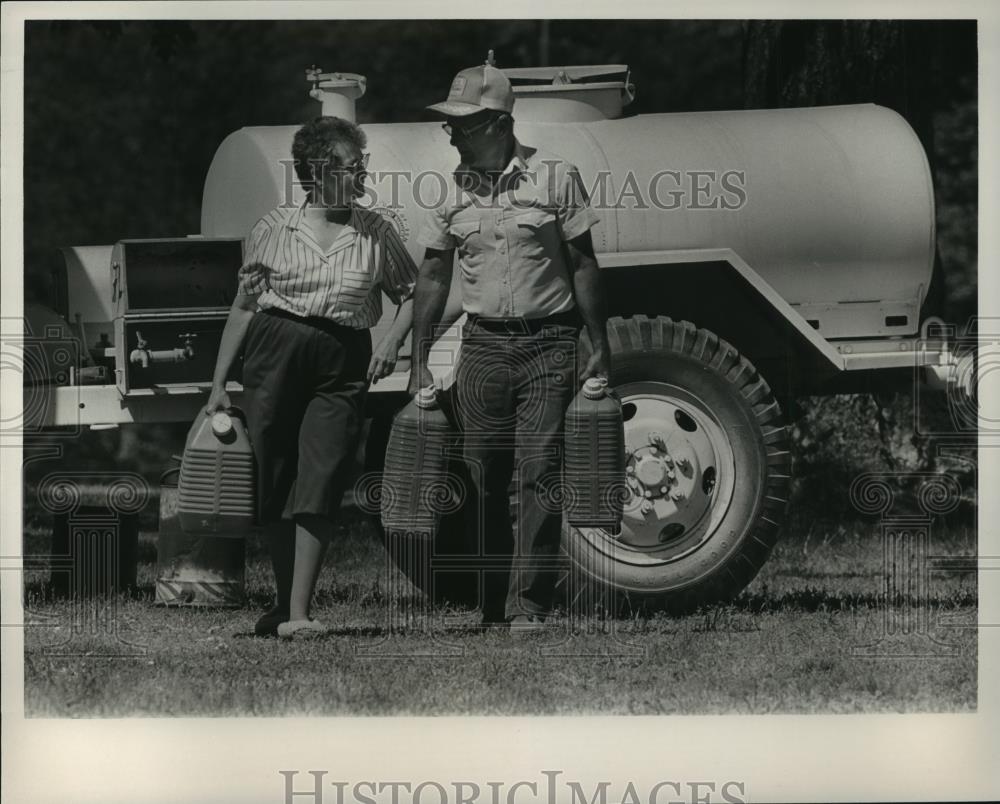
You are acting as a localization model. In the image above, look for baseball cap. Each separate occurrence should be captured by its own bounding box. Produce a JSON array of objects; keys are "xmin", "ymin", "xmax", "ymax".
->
[{"xmin": 427, "ymin": 62, "xmax": 515, "ymax": 117}]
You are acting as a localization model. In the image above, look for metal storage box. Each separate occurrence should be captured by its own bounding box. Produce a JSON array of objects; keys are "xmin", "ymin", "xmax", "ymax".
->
[{"xmin": 110, "ymin": 238, "xmax": 244, "ymax": 396}]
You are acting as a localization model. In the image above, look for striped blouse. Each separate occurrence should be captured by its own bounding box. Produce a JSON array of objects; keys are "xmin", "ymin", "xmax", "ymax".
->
[{"xmin": 236, "ymin": 200, "xmax": 418, "ymax": 328}]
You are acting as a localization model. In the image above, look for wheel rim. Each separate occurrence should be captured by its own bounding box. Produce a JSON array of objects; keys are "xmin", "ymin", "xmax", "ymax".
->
[{"xmin": 573, "ymin": 381, "xmax": 737, "ymax": 567}]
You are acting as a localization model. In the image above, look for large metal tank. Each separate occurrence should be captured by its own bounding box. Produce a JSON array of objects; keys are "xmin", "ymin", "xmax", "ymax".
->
[{"xmin": 201, "ymin": 103, "xmax": 934, "ymax": 336}]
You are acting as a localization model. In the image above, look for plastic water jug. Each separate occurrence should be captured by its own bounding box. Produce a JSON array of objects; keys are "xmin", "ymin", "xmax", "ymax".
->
[
  {"xmin": 178, "ymin": 410, "xmax": 255, "ymax": 535},
  {"xmin": 157, "ymin": 458, "xmax": 246, "ymax": 606},
  {"xmin": 564, "ymin": 377, "xmax": 626, "ymax": 529},
  {"xmin": 380, "ymin": 386, "xmax": 457, "ymax": 534}
]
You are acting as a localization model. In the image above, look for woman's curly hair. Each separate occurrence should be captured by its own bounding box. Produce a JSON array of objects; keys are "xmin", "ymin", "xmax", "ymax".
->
[{"xmin": 291, "ymin": 116, "xmax": 367, "ymax": 192}]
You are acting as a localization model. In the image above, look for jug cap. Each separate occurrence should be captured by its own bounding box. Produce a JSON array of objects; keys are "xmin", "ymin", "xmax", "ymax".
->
[
  {"xmin": 415, "ymin": 386, "xmax": 439, "ymax": 409},
  {"xmin": 582, "ymin": 376, "xmax": 609, "ymax": 399},
  {"xmin": 211, "ymin": 411, "xmax": 234, "ymax": 436}
]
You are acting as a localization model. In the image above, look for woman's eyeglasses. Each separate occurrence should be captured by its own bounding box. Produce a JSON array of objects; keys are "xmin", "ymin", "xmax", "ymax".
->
[{"xmin": 329, "ymin": 153, "xmax": 370, "ymax": 175}]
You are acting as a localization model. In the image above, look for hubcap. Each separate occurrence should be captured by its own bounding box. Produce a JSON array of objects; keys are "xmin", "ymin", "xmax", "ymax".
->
[{"xmin": 574, "ymin": 381, "xmax": 737, "ymax": 566}]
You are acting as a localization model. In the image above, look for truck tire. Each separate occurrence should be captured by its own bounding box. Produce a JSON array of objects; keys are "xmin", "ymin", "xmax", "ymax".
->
[{"xmin": 567, "ymin": 315, "xmax": 790, "ymax": 612}]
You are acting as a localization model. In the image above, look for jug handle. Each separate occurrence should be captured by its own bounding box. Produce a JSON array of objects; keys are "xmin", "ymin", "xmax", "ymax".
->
[
  {"xmin": 224, "ymin": 405, "xmax": 248, "ymax": 425},
  {"xmin": 159, "ymin": 465, "xmax": 181, "ymax": 485}
]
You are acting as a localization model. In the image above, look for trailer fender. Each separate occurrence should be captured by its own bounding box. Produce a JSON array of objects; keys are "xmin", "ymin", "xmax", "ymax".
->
[{"xmin": 598, "ymin": 248, "xmax": 846, "ymax": 378}]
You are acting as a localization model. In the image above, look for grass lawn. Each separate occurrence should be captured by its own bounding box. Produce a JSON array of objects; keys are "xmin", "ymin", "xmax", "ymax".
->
[{"xmin": 20, "ymin": 511, "xmax": 977, "ymax": 716}]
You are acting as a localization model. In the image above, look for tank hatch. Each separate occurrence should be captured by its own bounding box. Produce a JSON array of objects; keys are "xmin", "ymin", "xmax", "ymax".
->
[{"xmin": 503, "ymin": 64, "xmax": 635, "ymax": 122}]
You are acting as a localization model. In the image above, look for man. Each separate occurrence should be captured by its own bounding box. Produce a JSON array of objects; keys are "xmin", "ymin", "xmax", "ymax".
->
[{"xmin": 408, "ymin": 58, "xmax": 611, "ymax": 633}]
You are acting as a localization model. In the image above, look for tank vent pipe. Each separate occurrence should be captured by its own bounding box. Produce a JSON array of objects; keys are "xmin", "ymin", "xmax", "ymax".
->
[{"xmin": 306, "ymin": 67, "xmax": 367, "ymax": 123}]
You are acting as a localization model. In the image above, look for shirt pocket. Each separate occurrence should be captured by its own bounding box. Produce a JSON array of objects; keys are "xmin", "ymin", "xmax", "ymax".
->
[
  {"xmin": 449, "ymin": 217, "xmax": 482, "ymax": 247},
  {"xmin": 339, "ymin": 267, "xmax": 374, "ymax": 299},
  {"xmin": 508, "ymin": 207, "xmax": 558, "ymax": 258},
  {"xmin": 449, "ymin": 219, "xmax": 484, "ymax": 287}
]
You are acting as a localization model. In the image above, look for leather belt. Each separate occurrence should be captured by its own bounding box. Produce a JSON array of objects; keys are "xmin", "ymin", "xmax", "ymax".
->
[
  {"xmin": 468, "ymin": 308, "xmax": 581, "ymax": 335},
  {"xmin": 261, "ymin": 306, "xmax": 366, "ymax": 336}
]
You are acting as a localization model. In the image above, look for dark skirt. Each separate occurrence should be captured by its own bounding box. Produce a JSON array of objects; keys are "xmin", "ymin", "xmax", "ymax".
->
[{"xmin": 241, "ymin": 307, "xmax": 372, "ymax": 522}]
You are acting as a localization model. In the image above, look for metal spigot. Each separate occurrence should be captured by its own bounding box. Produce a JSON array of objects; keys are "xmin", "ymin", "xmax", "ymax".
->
[
  {"xmin": 129, "ymin": 331, "xmax": 150, "ymax": 368},
  {"xmin": 179, "ymin": 333, "xmax": 197, "ymax": 361}
]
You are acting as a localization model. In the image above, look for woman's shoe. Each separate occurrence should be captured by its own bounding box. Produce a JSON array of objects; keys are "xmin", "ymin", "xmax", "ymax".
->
[
  {"xmin": 254, "ymin": 606, "xmax": 289, "ymax": 637},
  {"xmin": 508, "ymin": 614, "xmax": 546, "ymax": 637},
  {"xmin": 277, "ymin": 619, "xmax": 329, "ymax": 640}
]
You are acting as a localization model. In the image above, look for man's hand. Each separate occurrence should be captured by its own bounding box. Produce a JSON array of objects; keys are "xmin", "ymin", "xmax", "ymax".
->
[
  {"xmin": 579, "ymin": 344, "xmax": 611, "ymax": 384},
  {"xmin": 408, "ymin": 247, "xmax": 454, "ymax": 397},
  {"xmin": 204, "ymin": 384, "xmax": 232, "ymax": 415},
  {"xmin": 406, "ymin": 363, "xmax": 435, "ymax": 397},
  {"xmin": 367, "ymin": 335, "xmax": 401, "ymax": 385}
]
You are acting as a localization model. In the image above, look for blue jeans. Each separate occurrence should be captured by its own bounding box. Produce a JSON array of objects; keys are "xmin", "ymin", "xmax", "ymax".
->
[{"xmin": 454, "ymin": 313, "xmax": 581, "ymax": 619}]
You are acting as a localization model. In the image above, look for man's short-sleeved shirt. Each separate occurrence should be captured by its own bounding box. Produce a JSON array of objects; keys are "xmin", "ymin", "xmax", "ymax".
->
[
  {"xmin": 417, "ymin": 140, "xmax": 599, "ymax": 319},
  {"xmin": 237, "ymin": 199, "xmax": 417, "ymax": 328}
]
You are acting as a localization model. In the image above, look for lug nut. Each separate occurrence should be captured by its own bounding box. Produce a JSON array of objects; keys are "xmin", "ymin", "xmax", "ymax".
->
[
  {"xmin": 626, "ymin": 465, "xmax": 635, "ymax": 474},
  {"xmin": 643, "ymin": 490, "xmax": 653, "ymax": 499},
  {"xmin": 660, "ymin": 486, "xmax": 668, "ymax": 494},
  {"xmin": 640, "ymin": 500, "xmax": 654, "ymax": 515},
  {"xmin": 666, "ymin": 469, "xmax": 675, "ymax": 480}
]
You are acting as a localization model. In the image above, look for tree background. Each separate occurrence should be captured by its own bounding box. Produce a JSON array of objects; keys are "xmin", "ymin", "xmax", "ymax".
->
[{"xmin": 21, "ymin": 19, "xmax": 978, "ymax": 523}]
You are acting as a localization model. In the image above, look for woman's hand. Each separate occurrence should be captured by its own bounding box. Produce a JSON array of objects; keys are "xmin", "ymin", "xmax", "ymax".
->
[
  {"xmin": 204, "ymin": 384, "xmax": 232, "ymax": 415},
  {"xmin": 406, "ymin": 363, "xmax": 435, "ymax": 397},
  {"xmin": 206, "ymin": 293, "xmax": 258, "ymax": 415},
  {"xmin": 367, "ymin": 336, "xmax": 401, "ymax": 384}
]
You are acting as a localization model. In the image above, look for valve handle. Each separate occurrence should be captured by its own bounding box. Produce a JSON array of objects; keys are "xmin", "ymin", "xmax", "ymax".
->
[{"xmin": 622, "ymin": 70, "xmax": 636, "ymax": 106}]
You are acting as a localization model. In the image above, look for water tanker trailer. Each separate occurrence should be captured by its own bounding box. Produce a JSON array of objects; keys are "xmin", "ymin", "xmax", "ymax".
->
[{"xmin": 29, "ymin": 64, "xmax": 974, "ymax": 609}]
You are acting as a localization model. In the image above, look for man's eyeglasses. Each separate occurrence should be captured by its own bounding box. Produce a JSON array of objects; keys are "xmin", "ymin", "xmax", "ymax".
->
[
  {"xmin": 442, "ymin": 117, "xmax": 495, "ymax": 139},
  {"xmin": 329, "ymin": 153, "xmax": 370, "ymax": 174}
]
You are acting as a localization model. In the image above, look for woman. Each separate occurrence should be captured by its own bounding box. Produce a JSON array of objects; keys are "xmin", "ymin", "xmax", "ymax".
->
[{"xmin": 205, "ymin": 116, "xmax": 416, "ymax": 639}]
